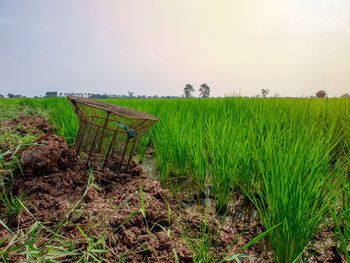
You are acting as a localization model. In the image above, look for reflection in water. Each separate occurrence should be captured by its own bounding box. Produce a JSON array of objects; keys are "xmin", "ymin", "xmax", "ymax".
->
[
  {"xmin": 133, "ymin": 154, "xmax": 215, "ymax": 210},
  {"xmin": 133, "ymin": 155, "xmax": 159, "ymax": 180}
]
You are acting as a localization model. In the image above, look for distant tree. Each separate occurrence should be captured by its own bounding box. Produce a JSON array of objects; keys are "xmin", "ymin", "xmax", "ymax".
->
[
  {"xmin": 128, "ymin": 91, "xmax": 134, "ymax": 98},
  {"xmin": 261, "ymin": 89, "xmax": 269, "ymax": 98},
  {"xmin": 341, "ymin": 93, "xmax": 350, "ymax": 99},
  {"xmin": 0, "ymin": 94, "xmax": 4, "ymax": 99},
  {"xmin": 45, "ymin": 91, "xmax": 58, "ymax": 98},
  {"xmin": 7, "ymin": 93, "xmax": 25, "ymax": 98},
  {"xmin": 316, "ymin": 90, "xmax": 326, "ymax": 98},
  {"xmin": 199, "ymin": 83, "xmax": 210, "ymax": 98},
  {"xmin": 184, "ymin": 84, "xmax": 194, "ymax": 98}
]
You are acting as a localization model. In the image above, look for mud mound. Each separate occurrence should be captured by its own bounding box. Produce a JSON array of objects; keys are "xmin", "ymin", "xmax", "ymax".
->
[
  {"xmin": 3, "ymin": 115, "xmax": 54, "ymax": 135},
  {"xmin": 12, "ymin": 160, "xmax": 241, "ymax": 262},
  {"xmin": 2, "ymin": 116, "xmax": 74, "ymax": 175},
  {"xmin": 19, "ymin": 136, "xmax": 74, "ymax": 175}
]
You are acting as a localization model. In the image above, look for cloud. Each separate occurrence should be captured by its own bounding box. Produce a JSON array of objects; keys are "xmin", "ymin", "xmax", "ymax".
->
[
  {"xmin": 0, "ymin": 18, "xmax": 19, "ymax": 24},
  {"xmin": 41, "ymin": 23, "xmax": 56, "ymax": 32}
]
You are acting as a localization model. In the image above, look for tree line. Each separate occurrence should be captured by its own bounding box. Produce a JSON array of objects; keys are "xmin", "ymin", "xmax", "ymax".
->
[
  {"xmin": 183, "ymin": 83, "xmax": 211, "ymax": 98},
  {"xmin": 1, "ymin": 89, "xmax": 350, "ymax": 99}
]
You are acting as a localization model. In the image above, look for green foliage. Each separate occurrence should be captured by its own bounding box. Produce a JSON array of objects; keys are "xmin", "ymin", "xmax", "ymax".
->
[
  {"xmin": 199, "ymin": 83, "xmax": 210, "ymax": 98},
  {"xmin": 316, "ymin": 90, "xmax": 327, "ymax": 98},
  {"xmin": 45, "ymin": 91, "xmax": 58, "ymax": 98},
  {"xmin": 248, "ymin": 131, "xmax": 341, "ymax": 262},
  {"xmin": 0, "ymin": 103, "xmax": 20, "ymax": 122},
  {"xmin": 1, "ymin": 97, "xmax": 350, "ymax": 261},
  {"xmin": 331, "ymin": 158, "xmax": 350, "ymax": 261},
  {"xmin": 0, "ymin": 190, "xmax": 27, "ymax": 225},
  {"xmin": 20, "ymin": 98, "xmax": 79, "ymax": 145},
  {"xmin": 103, "ymin": 97, "xmax": 350, "ymax": 261},
  {"xmin": 184, "ymin": 84, "xmax": 195, "ymax": 98},
  {"xmin": 75, "ymin": 225, "xmax": 108, "ymax": 262},
  {"xmin": 0, "ymin": 121, "xmax": 38, "ymax": 185},
  {"xmin": 260, "ymin": 88, "xmax": 269, "ymax": 98},
  {"xmin": 176, "ymin": 201, "xmax": 278, "ymax": 263}
]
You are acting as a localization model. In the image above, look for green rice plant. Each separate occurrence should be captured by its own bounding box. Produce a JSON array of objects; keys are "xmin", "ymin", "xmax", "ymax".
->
[
  {"xmin": 176, "ymin": 200, "xmax": 280, "ymax": 263},
  {"xmin": 19, "ymin": 98, "xmax": 79, "ymax": 145},
  {"xmin": 2, "ymin": 97, "xmax": 350, "ymax": 262},
  {"xmin": 0, "ymin": 103, "xmax": 21, "ymax": 123},
  {"xmin": 331, "ymin": 206, "xmax": 350, "ymax": 262},
  {"xmin": 331, "ymin": 157, "xmax": 350, "ymax": 261},
  {"xmin": 177, "ymin": 206, "xmax": 243, "ymax": 263},
  {"xmin": 204, "ymin": 103, "xmax": 246, "ymax": 211},
  {"xmin": 248, "ymin": 121, "xmax": 342, "ymax": 263}
]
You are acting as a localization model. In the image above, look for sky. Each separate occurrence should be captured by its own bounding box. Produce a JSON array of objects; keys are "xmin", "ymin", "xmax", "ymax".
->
[{"xmin": 0, "ymin": 0, "xmax": 350, "ymax": 98}]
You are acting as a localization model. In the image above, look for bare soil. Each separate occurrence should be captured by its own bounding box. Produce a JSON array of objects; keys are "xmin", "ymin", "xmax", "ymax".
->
[{"xmin": 0, "ymin": 116, "xmax": 343, "ymax": 262}]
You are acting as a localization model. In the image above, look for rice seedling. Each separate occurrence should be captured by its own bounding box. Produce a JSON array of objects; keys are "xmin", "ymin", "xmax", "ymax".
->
[
  {"xmin": 248, "ymin": 120, "xmax": 343, "ymax": 262},
  {"xmin": 19, "ymin": 98, "xmax": 79, "ymax": 145},
  {"xmin": 0, "ymin": 103, "xmax": 21, "ymax": 123},
  {"xmin": 331, "ymin": 157, "xmax": 350, "ymax": 261},
  {"xmin": 175, "ymin": 199, "xmax": 279, "ymax": 263}
]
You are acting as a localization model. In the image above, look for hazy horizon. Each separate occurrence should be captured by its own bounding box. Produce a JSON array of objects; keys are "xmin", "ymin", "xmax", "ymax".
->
[{"xmin": 1, "ymin": 0, "xmax": 350, "ymax": 98}]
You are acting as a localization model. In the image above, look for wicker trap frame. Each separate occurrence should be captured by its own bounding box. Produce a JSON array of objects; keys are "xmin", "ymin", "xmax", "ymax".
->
[{"xmin": 68, "ymin": 96, "xmax": 159, "ymax": 172}]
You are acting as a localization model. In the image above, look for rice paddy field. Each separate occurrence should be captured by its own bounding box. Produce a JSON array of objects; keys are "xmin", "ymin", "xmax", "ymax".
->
[{"xmin": 0, "ymin": 97, "xmax": 350, "ymax": 262}]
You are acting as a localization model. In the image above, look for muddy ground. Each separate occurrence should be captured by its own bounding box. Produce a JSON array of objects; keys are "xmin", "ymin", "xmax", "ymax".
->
[{"xmin": 0, "ymin": 116, "xmax": 343, "ymax": 262}]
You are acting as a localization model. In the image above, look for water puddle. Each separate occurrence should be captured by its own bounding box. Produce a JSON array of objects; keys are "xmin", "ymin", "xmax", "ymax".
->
[
  {"xmin": 133, "ymin": 154, "xmax": 261, "ymax": 219},
  {"xmin": 133, "ymin": 154, "xmax": 269, "ymax": 249},
  {"xmin": 133, "ymin": 154, "xmax": 216, "ymax": 211},
  {"xmin": 133, "ymin": 154, "xmax": 159, "ymax": 180}
]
